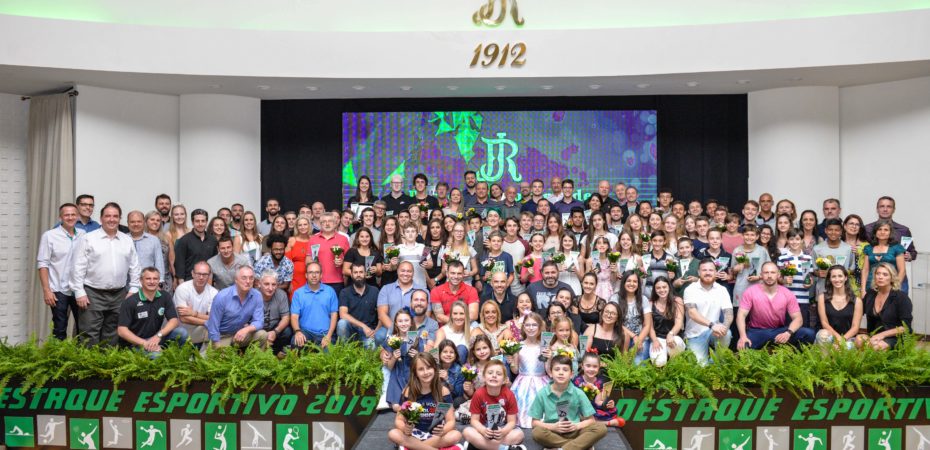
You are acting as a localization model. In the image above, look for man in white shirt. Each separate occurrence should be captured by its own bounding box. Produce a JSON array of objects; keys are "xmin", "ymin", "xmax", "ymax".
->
[
  {"xmin": 37, "ymin": 203, "xmax": 86, "ymax": 339},
  {"xmin": 683, "ymin": 258, "xmax": 733, "ymax": 365},
  {"xmin": 173, "ymin": 261, "xmax": 217, "ymax": 346},
  {"xmin": 70, "ymin": 202, "xmax": 141, "ymax": 346}
]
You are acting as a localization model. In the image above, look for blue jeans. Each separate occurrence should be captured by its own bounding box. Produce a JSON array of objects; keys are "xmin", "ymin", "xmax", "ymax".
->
[
  {"xmin": 291, "ymin": 329, "xmax": 328, "ymax": 351},
  {"xmin": 50, "ymin": 291, "xmax": 79, "ymax": 340},
  {"xmin": 744, "ymin": 327, "xmax": 816, "ymax": 350},
  {"xmin": 146, "ymin": 327, "xmax": 188, "ymax": 359},
  {"xmin": 336, "ymin": 319, "xmax": 382, "ymax": 349},
  {"xmin": 686, "ymin": 327, "xmax": 732, "ymax": 366},
  {"xmin": 628, "ymin": 337, "xmax": 651, "ymax": 365}
]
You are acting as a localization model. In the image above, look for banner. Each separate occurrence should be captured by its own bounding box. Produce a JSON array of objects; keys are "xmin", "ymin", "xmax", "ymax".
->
[{"xmin": 0, "ymin": 380, "xmax": 378, "ymax": 450}]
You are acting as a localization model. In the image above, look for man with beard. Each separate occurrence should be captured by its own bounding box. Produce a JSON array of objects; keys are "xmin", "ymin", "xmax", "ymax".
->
[
  {"xmin": 336, "ymin": 263, "xmax": 382, "ymax": 348},
  {"xmin": 258, "ymin": 198, "xmax": 281, "ymax": 236},
  {"xmin": 173, "ymin": 209, "xmax": 217, "ymax": 285},
  {"xmin": 253, "ymin": 234, "xmax": 294, "ymax": 291},
  {"xmin": 736, "ymin": 262, "xmax": 815, "ymax": 350},
  {"xmin": 230, "ymin": 203, "xmax": 244, "ymax": 234},
  {"xmin": 462, "ymin": 170, "xmax": 479, "ymax": 207},
  {"xmin": 409, "ymin": 289, "xmax": 438, "ymax": 349},
  {"xmin": 154, "ymin": 194, "xmax": 172, "ymax": 231},
  {"xmin": 526, "ymin": 261, "xmax": 572, "ymax": 314}
]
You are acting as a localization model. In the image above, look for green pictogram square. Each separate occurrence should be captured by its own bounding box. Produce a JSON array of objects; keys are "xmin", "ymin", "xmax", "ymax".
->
[
  {"xmin": 794, "ymin": 429, "xmax": 826, "ymax": 450},
  {"xmin": 718, "ymin": 429, "xmax": 752, "ymax": 450},
  {"xmin": 645, "ymin": 429, "xmax": 678, "ymax": 450},
  {"xmin": 869, "ymin": 428, "xmax": 901, "ymax": 450},
  {"xmin": 69, "ymin": 418, "xmax": 100, "ymax": 450},
  {"xmin": 5, "ymin": 416, "xmax": 35, "ymax": 447},
  {"xmin": 277, "ymin": 424, "xmax": 309, "ymax": 450},
  {"xmin": 205, "ymin": 422, "xmax": 237, "ymax": 450},
  {"xmin": 136, "ymin": 420, "xmax": 168, "ymax": 450}
]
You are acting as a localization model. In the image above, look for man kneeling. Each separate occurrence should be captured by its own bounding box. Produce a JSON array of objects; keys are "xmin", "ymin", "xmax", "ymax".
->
[
  {"xmin": 117, "ymin": 267, "xmax": 187, "ymax": 357},
  {"xmin": 206, "ymin": 266, "xmax": 267, "ymax": 349},
  {"xmin": 736, "ymin": 262, "xmax": 816, "ymax": 350}
]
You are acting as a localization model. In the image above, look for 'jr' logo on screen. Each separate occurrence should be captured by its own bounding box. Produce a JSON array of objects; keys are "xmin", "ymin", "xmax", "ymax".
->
[{"xmin": 478, "ymin": 132, "xmax": 522, "ymax": 183}]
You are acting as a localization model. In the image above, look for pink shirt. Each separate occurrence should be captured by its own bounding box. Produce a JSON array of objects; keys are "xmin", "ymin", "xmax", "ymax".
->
[
  {"xmin": 307, "ymin": 233, "xmax": 350, "ymax": 284},
  {"xmin": 722, "ymin": 233, "xmax": 744, "ymax": 255},
  {"xmin": 738, "ymin": 283, "xmax": 800, "ymax": 329}
]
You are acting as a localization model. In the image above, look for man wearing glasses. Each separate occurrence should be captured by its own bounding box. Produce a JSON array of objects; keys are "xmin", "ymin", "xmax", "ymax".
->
[
  {"xmin": 380, "ymin": 174, "xmax": 414, "ymax": 215},
  {"xmin": 74, "ymin": 194, "xmax": 101, "ymax": 233}
]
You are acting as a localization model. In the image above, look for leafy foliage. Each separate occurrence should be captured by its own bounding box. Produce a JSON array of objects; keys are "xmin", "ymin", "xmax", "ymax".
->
[
  {"xmin": 604, "ymin": 333, "xmax": 930, "ymax": 404},
  {"xmin": 0, "ymin": 338, "xmax": 382, "ymax": 398}
]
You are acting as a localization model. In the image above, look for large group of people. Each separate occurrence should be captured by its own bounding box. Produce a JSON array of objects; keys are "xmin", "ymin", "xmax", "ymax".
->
[{"xmin": 35, "ymin": 171, "xmax": 916, "ymax": 450}]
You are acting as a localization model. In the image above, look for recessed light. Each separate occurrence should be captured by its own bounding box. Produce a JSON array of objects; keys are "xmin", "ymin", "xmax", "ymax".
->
[
  {"xmin": 588, "ymin": 84, "xmax": 601, "ymax": 90},
  {"xmin": 495, "ymin": 85, "xmax": 506, "ymax": 91},
  {"xmin": 686, "ymin": 81, "xmax": 699, "ymax": 87},
  {"xmin": 305, "ymin": 86, "xmax": 319, "ymax": 91},
  {"xmin": 352, "ymin": 85, "xmax": 366, "ymax": 91},
  {"xmin": 636, "ymin": 83, "xmax": 651, "ymax": 89},
  {"xmin": 540, "ymin": 85, "xmax": 554, "ymax": 90},
  {"xmin": 208, "ymin": 84, "xmax": 221, "ymax": 89},
  {"xmin": 446, "ymin": 85, "xmax": 459, "ymax": 91},
  {"xmin": 400, "ymin": 86, "xmax": 412, "ymax": 91},
  {"xmin": 737, "ymin": 79, "xmax": 751, "ymax": 85},
  {"xmin": 257, "ymin": 85, "xmax": 271, "ymax": 90}
]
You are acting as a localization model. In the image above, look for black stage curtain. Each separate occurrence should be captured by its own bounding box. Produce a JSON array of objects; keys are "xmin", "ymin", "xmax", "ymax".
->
[{"xmin": 261, "ymin": 95, "xmax": 747, "ymax": 215}]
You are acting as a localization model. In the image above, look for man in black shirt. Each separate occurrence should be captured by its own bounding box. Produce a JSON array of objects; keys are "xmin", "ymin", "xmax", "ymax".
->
[
  {"xmin": 337, "ymin": 263, "xmax": 383, "ymax": 349},
  {"xmin": 381, "ymin": 174, "xmax": 414, "ymax": 215},
  {"xmin": 174, "ymin": 208, "xmax": 217, "ymax": 285},
  {"xmin": 117, "ymin": 267, "xmax": 187, "ymax": 356},
  {"xmin": 411, "ymin": 173, "xmax": 441, "ymax": 212}
]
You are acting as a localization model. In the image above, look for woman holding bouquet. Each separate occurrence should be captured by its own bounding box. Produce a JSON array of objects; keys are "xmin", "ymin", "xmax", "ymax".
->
[
  {"xmin": 378, "ymin": 217, "xmax": 402, "ymax": 287},
  {"xmin": 508, "ymin": 312, "xmax": 550, "ymax": 428},
  {"xmin": 556, "ymin": 234, "xmax": 583, "ymax": 295},
  {"xmin": 584, "ymin": 236, "xmax": 619, "ymax": 302},
  {"xmin": 518, "ymin": 234, "xmax": 546, "ymax": 286}
]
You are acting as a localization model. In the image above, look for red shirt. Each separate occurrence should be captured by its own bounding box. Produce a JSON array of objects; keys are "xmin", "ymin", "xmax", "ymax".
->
[
  {"xmin": 469, "ymin": 385, "xmax": 518, "ymax": 428},
  {"xmin": 307, "ymin": 233, "xmax": 350, "ymax": 284},
  {"xmin": 430, "ymin": 282, "xmax": 479, "ymax": 317}
]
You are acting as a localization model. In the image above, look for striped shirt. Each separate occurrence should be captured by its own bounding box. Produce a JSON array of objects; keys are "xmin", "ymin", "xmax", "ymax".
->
[{"xmin": 776, "ymin": 251, "xmax": 813, "ymax": 304}]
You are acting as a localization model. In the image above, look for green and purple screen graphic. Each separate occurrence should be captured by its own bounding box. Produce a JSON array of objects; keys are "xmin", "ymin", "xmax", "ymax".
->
[{"xmin": 342, "ymin": 110, "xmax": 658, "ymax": 203}]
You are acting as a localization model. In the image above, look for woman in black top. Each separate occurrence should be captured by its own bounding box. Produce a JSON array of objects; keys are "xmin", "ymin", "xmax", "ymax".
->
[
  {"xmin": 346, "ymin": 175, "xmax": 375, "ymax": 207},
  {"xmin": 581, "ymin": 302, "xmax": 625, "ymax": 358},
  {"xmin": 858, "ymin": 262, "xmax": 912, "ymax": 350},
  {"xmin": 424, "ymin": 219, "xmax": 447, "ymax": 289},
  {"xmin": 572, "ymin": 272, "xmax": 607, "ymax": 328},
  {"xmin": 342, "ymin": 227, "xmax": 383, "ymax": 287},
  {"xmin": 647, "ymin": 277, "xmax": 684, "ymax": 367},
  {"xmin": 815, "ymin": 265, "xmax": 863, "ymax": 348}
]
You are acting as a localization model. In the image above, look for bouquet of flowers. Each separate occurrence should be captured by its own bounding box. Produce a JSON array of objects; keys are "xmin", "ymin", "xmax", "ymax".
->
[
  {"xmin": 461, "ymin": 364, "xmax": 478, "ymax": 382},
  {"xmin": 418, "ymin": 202, "xmax": 430, "ymax": 212},
  {"xmin": 385, "ymin": 247, "xmax": 401, "ymax": 259},
  {"xmin": 331, "ymin": 246, "xmax": 344, "ymax": 257},
  {"xmin": 639, "ymin": 232, "xmax": 651, "ymax": 243},
  {"xmin": 551, "ymin": 253, "xmax": 566, "ymax": 264},
  {"xmin": 400, "ymin": 401, "xmax": 426, "ymax": 425},
  {"xmin": 387, "ymin": 335, "xmax": 403, "ymax": 350},
  {"xmin": 780, "ymin": 263, "xmax": 798, "ymax": 279},
  {"xmin": 499, "ymin": 339, "xmax": 523, "ymax": 356},
  {"xmin": 554, "ymin": 347, "xmax": 576, "ymax": 360},
  {"xmin": 606, "ymin": 251, "xmax": 622, "ymax": 264},
  {"xmin": 466, "ymin": 208, "xmax": 478, "ymax": 218},
  {"xmin": 443, "ymin": 252, "xmax": 460, "ymax": 265},
  {"xmin": 734, "ymin": 253, "xmax": 749, "ymax": 265},
  {"xmin": 715, "ymin": 225, "xmax": 727, "ymax": 233},
  {"xmin": 483, "ymin": 258, "xmax": 496, "ymax": 273},
  {"xmin": 520, "ymin": 258, "xmax": 535, "ymax": 272},
  {"xmin": 815, "ymin": 257, "xmax": 832, "ymax": 270},
  {"xmin": 634, "ymin": 267, "xmax": 648, "ymax": 280},
  {"xmin": 665, "ymin": 259, "xmax": 679, "ymax": 273},
  {"xmin": 455, "ymin": 212, "xmax": 464, "ymax": 220},
  {"xmin": 579, "ymin": 382, "xmax": 600, "ymax": 401}
]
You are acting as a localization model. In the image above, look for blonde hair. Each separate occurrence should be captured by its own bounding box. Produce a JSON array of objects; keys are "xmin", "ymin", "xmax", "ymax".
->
[
  {"xmin": 872, "ymin": 262, "xmax": 902, "ymax": 291},
  {"xmin": 448, "ymin": 301, "xmax": 471, "ymax": 343}
]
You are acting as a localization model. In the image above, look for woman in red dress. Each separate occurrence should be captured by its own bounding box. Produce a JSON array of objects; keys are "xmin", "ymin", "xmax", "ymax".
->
[{"xmin": 285, "ymin": 216, "xmax": 312, "ymax": 298}]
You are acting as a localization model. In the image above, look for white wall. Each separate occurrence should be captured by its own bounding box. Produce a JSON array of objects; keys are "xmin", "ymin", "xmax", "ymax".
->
[
  {"xmin": 179, "ymin": 94, "xmax": 261, "ymax": 216},
  {"xmin": 748, "ymin": 86, "xmax": 840, "ymax": 213},
  {"xmin": 0, "ymin": 93, "xmax": 32, "ymax": 342},
  {"xmin": 840, "ymin": 76, "xmax": 930, "ymax": 243},
  {"xmin": 75, "ymin": 85, "xmax": 179, "ymax": 215}
]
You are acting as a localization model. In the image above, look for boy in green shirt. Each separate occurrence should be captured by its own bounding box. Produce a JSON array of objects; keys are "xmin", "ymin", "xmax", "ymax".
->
[{"xmin": 529, "ymin": 354, "xmax": 607, "ymax": 450}]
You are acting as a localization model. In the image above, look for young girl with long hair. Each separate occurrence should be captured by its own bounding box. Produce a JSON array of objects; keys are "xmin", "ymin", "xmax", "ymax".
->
[
  {"xmin": 507, "ymin": 312, "xmax": 550, "ymax": 428},
  {"xmin": 388, "ymin": 353, "xmax": 462, "ymax": 449}
]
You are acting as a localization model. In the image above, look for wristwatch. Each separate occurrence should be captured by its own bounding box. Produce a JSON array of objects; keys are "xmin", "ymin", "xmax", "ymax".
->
[
  {"xmin": 786, "ymin": 328, "xmax": 796, "ymax": 336},
  {"xmin": 156, "ymin": 332, "xmax": 163, "ymax": 338}
]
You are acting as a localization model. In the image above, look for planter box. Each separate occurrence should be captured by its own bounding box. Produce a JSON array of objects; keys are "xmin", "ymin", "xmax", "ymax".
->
[
  {"xmin": 0, "ymin": 379, "xmax": 378, "ymax": 449},
  {"xmin": 616, "ymin": 387, "xmax": 930, "ymax": 449}
]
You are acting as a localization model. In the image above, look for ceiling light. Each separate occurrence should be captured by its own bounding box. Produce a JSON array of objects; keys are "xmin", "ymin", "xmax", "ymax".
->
[
  {"xmin": 588, "ymin": 84, "xmax": 601, "ymax": 90},
  {"xmin": 257, "ymin": 85, "xmax": 271, "ymax": 90},
  {"xmin": 305, "ymin": 86, "xmax": 319, "ymax": 91},
  {"xmin": 352, "ymin": 85, "xmax": 365, "ymax": 91},
  {"xmin": 636, "ymin": 83, "xmax": 651, "ymax": 89},
  {"xmin": 495, "ymin": 85, "xmax": 506, "ymax": 91},
  {"xmin": 399, "ymin": 86, "xmax": 412, "ymax": 91},
  {"xmin": 540, "ymin": 85, "xmax": 554, "ymax": 90},
  {"xmin": 686, "ymin": 81, "xmax": 699, "ymax": 87},
  {"xmin": 446, "ymin": 85, "xmax": 459, "ymax": 91},
  {"xmin": 737, "ymin": 79, "xmax": 751, "ymax": 85}
]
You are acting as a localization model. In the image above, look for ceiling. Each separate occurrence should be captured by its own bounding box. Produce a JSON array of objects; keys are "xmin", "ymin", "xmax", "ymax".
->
[{"xmin": 3, "ymin": 60, "xmax": 930, "ymax": 100}]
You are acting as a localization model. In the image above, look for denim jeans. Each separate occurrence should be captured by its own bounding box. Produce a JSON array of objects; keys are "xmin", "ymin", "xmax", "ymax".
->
[
  {"xmin": 335, "ymin": 319, "xmax": 382, "ymax": 349},
  {"xmin": 744, "ymin": 327, "xmax": 816, "ymax": 350},
  {"xmin": 291, "ymin": 329, "xmax": 328, "ymax": 351},
  {"xmin": 50, "ymin": 291, "xmax": 79, "ymax": 340},
  {"xmin": 686, "ymin": 327, "xmax": 732, "ymax": 366},
  {"xmin": 145, "ymin": 327, "xmax": 188, "ymax": 359}
]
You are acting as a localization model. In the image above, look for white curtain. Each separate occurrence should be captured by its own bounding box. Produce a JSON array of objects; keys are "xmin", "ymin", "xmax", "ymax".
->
[{"xmin": 26, "ymin": 93, "xmax": 75, "ymax": 340}]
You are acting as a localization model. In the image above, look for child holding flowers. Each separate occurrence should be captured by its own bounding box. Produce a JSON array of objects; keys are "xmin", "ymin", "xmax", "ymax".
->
[
  {"xmin": 508, "ymin": 312, "xmax": 550, "ymax": 428},
  {"xmin": 388, "ymin": 353, "xmax": 462, "ymax": 450},
  {"xmin": 584, "ymin": 236, "xmax": 619, "ymax": 302},
  {"xmin": 573, "ymin": 352, "xmax": 625, "ymax": 427},
  {"xmin": 518, "ymin": 234, "xmax": 546, "ymax": 285},
  {"xmin": 382, "ymin": 310, "xmax": 424, "ymax": 411},
  {"xmin": 462, "ymin": 360, "xmax": 526, "ymax": 450}
]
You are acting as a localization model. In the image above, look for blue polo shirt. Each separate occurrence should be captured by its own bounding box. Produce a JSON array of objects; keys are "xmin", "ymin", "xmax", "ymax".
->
[
  {"xmin": 291, "ymin": 283, "xmax": 339, "ymax": 334},
  {"xmin": 376, "ymin": 281, "xmax": 426, "ymax": 323},
  {"xmin": 206, "ymin": 286, "xmax": 264, "ymax": 342}
]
